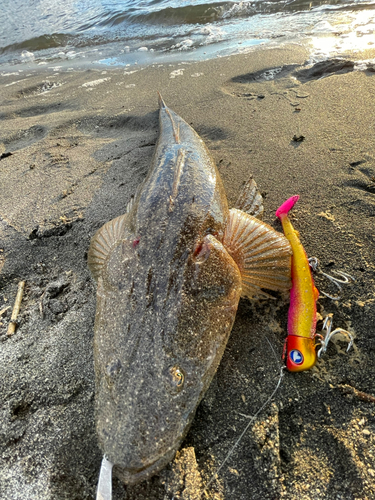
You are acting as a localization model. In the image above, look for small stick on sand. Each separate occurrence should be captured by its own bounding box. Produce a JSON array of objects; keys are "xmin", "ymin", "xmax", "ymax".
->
[
  {"xmin": 7, "ymin": 281, "xmax": 25, "ymax": 336},
  {"xmin": 339, "ymin": 384, "xmax": 375, "ymax": 403},
  {"xmin": 0, "ymin": 306, "xmax": 11, "ymax": 317},
  {"xmin": 39, "ymin": 290, "xmax": 46, "ymax": 319}
]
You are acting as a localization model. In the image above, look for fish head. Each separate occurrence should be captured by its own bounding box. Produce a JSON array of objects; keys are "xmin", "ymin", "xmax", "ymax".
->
[{"xmin": 92, "ymin": 228, "xmax": 242, "ymax": 484}]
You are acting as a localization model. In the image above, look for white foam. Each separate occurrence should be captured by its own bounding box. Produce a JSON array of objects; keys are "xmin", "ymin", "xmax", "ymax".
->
[
  {"xmin": 221, "ymin": 2, "xmax": 254, "ymax": 19},
  {"xmin": 196, "ymin": 25, "xmax": 225, "ymax": 46},
  {"xmin": 21, "ymin": 50, "xmax": 35, "ymax": 62},
  {"xmin": 138, "ymin": 46, "xmax": 148, "ymax": 52},
  {"xmin": 312, "ymin": 21, "xmax": 335, "ymax": 33},
  {"xmin": 169, "ymin": 69, "xmax": 185, "ymax": 78},
  {"xmin": 171, "ymin": 39, "xmax": 194, "ymax": 51},
  {"xmin": 66, "ymin": 50, "xmax": 85, "ymax": 59},
  {"xmin": 81, "ymin": 78, "xmax": 111, "ymax": 88},
  {"xmin": 354, "ymin": 58, "xmax": 375, "ymax": 71}
]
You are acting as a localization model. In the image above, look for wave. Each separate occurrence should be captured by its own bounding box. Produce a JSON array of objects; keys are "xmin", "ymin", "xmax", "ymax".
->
[
  {"xmin": 103, "ymin": 2, "xmax": 231, "ymax": 26},
  {"xmin": 0, "ymin": 34, "xmax": 74, "ymax": 55},
  {"xmin": 99, "ymin": 0, "xmax": 375, "ymax": 26},
  {"xmin": 1, "ymin": 0, "xmax": 374, "ymax": 59}
]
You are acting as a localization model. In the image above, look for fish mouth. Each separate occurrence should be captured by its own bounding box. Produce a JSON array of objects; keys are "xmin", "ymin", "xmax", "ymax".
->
[{"xmin": 113, "ymin": 447, "xmax": 177, "ymax": 485}]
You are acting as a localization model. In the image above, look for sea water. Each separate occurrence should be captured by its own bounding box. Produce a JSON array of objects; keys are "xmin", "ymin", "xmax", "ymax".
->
[{"xmin": 1, "ymin": 0, "xmax": 374, "ymax": 71}]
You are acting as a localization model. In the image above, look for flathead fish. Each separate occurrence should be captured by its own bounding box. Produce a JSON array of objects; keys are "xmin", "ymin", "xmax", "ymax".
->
[{"xmin": 88, "ymin": 95, "xmax": 292, "ymax": 488}]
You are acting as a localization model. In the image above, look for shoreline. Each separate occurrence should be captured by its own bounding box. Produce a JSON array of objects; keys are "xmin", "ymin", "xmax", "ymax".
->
[
  {"xmin": 2, "ymin": 34, "xmax": 375, "ymax": 81},
  {"xmin": 1, "ymin": 44, "xmax": 375, "ymax": 499}
]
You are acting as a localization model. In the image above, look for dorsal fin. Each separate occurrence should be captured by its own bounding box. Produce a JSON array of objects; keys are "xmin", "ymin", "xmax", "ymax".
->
[
  {"xmin": 234, "ymin": 176, "xmax": 264, "ymax": 218},
  {"xmin": 88, "ymin": 213, "xmax": 129, "ymax": 281},
  {"xmin": 223, "ymin": 208, "xmax": 292, "ymax": 299},
  {"xmin": 126, "ymin": 196, "xmax": 135, "ymax": 214},
  {"xmin": 126, "ymin": 183, "xmax": 143, "ymax": 215}
]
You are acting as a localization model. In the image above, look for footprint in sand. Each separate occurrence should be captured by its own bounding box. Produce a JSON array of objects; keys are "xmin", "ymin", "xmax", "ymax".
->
[{"xmin": 341, "ymin": 161, "xmax": 375, "ymax": 216}]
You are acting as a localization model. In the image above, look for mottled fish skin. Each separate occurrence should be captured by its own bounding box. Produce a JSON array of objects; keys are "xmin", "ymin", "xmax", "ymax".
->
[{"xmin": 88, "ymin": 96, "xmax": 243, "ymax": 484}]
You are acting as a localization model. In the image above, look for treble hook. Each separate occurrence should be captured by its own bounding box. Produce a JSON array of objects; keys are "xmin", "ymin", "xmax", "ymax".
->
[
  {"xmin": 308, "ymin": 257, "xmax": 355, "ymax": 300},
  {"xmin": 317, "ymin": 314, "xmax": 354, "ymax": 358}
]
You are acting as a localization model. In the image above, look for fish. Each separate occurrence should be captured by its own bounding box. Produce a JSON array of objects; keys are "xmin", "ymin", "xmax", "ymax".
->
[
  {"xmin": 88, "ymin": 94, "xmax": 292, "ymax": 487},
  {"xmin": 276, "ymin": 195, "xmax": 319, "ymax": 371}
]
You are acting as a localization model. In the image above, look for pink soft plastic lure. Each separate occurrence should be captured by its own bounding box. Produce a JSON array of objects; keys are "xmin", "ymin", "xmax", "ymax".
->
[{"xmin": 276, "ymin": 195, "xmax": 319, "ymax": 372}]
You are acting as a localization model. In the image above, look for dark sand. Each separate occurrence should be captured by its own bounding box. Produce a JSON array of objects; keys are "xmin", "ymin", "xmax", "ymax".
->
[{"xmin": 1, "ymin": 44, "xmax": 375, "ymax": 499}]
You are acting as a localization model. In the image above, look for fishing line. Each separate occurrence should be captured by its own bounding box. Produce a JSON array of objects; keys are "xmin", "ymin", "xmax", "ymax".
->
[{"xmin": 204, "ymin": 337, "xmax": 285, "ymax": 493}]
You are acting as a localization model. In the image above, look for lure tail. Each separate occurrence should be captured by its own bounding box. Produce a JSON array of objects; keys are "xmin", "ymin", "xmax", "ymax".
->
[{"xmin": 275, "ymin": 195, "xmax": 299, "ymax": 218}]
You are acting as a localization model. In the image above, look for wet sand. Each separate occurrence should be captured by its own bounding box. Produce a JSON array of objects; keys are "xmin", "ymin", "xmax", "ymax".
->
[{"xmin": 1, "ymin": 44, "xmax": 375, "ymax": 499}]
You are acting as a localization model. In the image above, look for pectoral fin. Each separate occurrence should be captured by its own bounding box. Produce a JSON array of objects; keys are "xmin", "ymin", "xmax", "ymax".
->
[
  {"xmin": 223, "ymin": 208, "xmax": 292, "ymax": 299},
  {"xmin": 88, "ymin": 214, "xmax": 130, "ymax": 281},
  {"xmin": 234, "ymin": 176, "xmax": 264, "ymax": 218}
]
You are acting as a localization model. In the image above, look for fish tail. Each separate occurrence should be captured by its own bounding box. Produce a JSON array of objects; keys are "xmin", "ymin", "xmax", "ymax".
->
[{"xmin": 275, "ymin": 195, "xmax": 300, "ymax": 218}]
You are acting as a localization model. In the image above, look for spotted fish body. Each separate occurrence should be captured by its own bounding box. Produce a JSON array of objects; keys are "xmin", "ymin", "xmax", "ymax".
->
[{"xmin": 88, "ymin": 96, "xmax": 292, "ymax": 485}]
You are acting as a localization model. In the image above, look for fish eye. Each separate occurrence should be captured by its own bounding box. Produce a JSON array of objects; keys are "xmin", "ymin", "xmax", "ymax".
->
[
  {"xmin": 166, "ymin": 365, "xmax": 185, "ymax": 394},
  {"xmin": 175, "ymin": 369, "xmax": 184, "ymax": 386}
]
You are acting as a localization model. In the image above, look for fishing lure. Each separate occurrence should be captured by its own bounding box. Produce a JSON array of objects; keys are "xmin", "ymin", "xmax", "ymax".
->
[
  {"xmin": 276, "ymin": 195, "xmax": 318, "ymax": 372},
  {"xmin": 276, "ymin": 195, "xmax": 354, "ymax": 372}
]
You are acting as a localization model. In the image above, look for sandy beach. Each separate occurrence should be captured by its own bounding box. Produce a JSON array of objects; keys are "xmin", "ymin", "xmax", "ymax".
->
[{"xmin": 1, "ymin": 44, "xmax": 375, "ymax": 499}]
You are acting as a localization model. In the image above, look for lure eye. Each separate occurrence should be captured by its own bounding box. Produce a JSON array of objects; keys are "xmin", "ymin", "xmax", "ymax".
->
[{"xmin": 166, "ymin": 365, "xmax": 185, "ymax": 394}]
